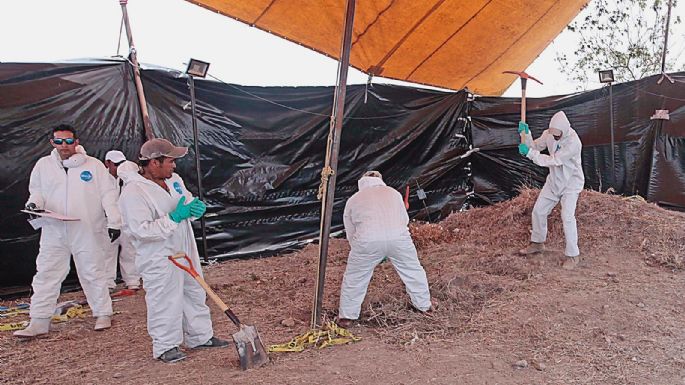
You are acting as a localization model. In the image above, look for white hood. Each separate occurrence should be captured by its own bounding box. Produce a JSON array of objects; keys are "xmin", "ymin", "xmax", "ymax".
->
[
  {"xmin": 357, "ymin": 176, "xmax": 386, "ymax": 191},
  {"xmin": 549, "ymin": 111, "xmax": 572, "ymax": 137}
]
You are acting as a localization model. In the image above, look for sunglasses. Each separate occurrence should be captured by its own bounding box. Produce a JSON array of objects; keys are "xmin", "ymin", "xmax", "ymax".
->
[{"xmin": 52, "ymin": 138, "xmax": 76, "ymax": 145}]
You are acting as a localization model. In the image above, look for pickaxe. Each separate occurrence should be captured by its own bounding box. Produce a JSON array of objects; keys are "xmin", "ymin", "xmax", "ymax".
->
[{"xmin": 503, "ymin": 71, "xmax": 543, "ymax": 142}]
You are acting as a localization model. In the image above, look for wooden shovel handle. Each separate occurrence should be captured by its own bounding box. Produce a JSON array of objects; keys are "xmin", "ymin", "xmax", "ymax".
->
[{"xmin": 168, "ymin": 253, "xmax": 242, "ymax": 327}]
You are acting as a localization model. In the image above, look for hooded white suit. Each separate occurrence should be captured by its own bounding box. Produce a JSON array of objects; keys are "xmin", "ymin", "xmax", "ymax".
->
[
  {"xmin": 338, "ymin": 176, "xmax": 431, "ymax": 320},
  {"xmin": 26, "ymin": 146, "xmax": 120, "ymax": 319},
  {"xmin": 118, "ymin": 171, "xmax": 213, "ymax": 358},
  {"xmin": 104, "ymin": 160, "xmax": 141, "ymax": 289},
  {"xmin": 523, "ymin": 111, "xmax": 585, "ymax": 257}
]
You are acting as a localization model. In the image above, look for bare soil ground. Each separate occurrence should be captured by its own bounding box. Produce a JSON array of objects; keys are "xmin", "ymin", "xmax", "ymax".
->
[{"xmin": 2, "ymin": 189, "xmax": 685, "ymax": 385}]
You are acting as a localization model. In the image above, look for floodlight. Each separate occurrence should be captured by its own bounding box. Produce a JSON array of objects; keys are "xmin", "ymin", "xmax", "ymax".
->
[
  {"xmin": 186, "ymin": 59, "xmax": 210, "ymax": 78},
  {"xmin": 598, "ymin": 69, "xmax": 615, "ymax": 83}
]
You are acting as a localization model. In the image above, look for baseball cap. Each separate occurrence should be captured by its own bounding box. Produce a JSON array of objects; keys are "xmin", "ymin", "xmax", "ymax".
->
[
  {"xmin": 139, "ymin": 138, "xmax": 188, "ymax": 160},
  {"xmin": 105, "ymin": 150, "xmax": 127, "ymax": 164}
]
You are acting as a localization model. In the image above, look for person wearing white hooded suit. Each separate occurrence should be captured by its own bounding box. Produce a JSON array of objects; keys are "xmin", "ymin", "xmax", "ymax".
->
[
  {"xmin": 15, "ymin": 124, "xmax": 121, "ymax": 338},
  {"xmin": 517, "ymin": 111, "xmax": 585, "ymax": 269},
  {"xmin": 103, "ymin": 150, "xmax": 142, "ymax": 291},
  {"xmin": 337, "ymin": 171, "xmax": 432, "ymax": 327},
  {"xmin": 118, "ymin": 138, "xmax": 228, "ymax": 363}
]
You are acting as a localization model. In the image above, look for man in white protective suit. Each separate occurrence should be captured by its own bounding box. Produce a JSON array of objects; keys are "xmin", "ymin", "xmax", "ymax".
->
[
  {"xmin": 517, "ymin": 111, "xmax": 585, "ymax": 270},
  {"xmin": 337, "ymin": 171, "xmax": 432, "ymax": 328},
  {"xmin": 103, "ymin": 150, "xmax": 142, "ymax": 292},
  {"xmin": 15, "ymin": 124, "xmax": 121, "ymax": 338},
  {"xmin": 118, "ymin": 138, "xmax": 228, "ymax": 363}
]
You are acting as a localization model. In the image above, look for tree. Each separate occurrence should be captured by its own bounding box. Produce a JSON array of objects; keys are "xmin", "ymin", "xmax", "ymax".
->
[{"xmin": 556, "ymin": 0, "xmax": 682, "ymax": 87}]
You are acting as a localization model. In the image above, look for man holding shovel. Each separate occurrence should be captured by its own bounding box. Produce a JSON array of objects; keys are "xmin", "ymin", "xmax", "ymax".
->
[
  {"xmin": 118, "ymin": 138, "xmax": 228, "ymax": 363},
  {"xmin": 517, "ymin": 111, "xmax": 585, "ymax": 269}
]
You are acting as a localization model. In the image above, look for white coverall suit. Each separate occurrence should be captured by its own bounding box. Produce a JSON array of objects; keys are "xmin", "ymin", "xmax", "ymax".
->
[
  {"xmin": 523, "ymin": 111, "xmax": 585, "ymax": 257},
  {"xmin": 339, "ymin": 176, "xmax": 432, "ymax": 320},
  {"xmin": 118, "ymin": 172, "xmax": 213, "ymax": 358},
  {"xmin": 26, "ymin": 147, "xmax": 120, "ymax": 319},
  {"xmin": 104, "ymin": 160, "xmax": 141, "ymax": 289}
]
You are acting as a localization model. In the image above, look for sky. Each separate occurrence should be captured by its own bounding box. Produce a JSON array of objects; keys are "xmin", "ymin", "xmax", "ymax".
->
[{"xmin": 1, "ymin": 0, "xmax": 683, "ymax": 97}]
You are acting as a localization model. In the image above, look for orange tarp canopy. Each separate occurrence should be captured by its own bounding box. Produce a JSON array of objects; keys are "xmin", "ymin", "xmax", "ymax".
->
[{"xmin": 186, "ymin": 0, "xmax": 588, "ymax": 95}]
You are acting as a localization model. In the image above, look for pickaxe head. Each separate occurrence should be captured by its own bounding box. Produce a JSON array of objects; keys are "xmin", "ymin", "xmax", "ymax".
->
[{"xmin": 503, "ymin": 70, "xmax": 543, "ymax": 85}]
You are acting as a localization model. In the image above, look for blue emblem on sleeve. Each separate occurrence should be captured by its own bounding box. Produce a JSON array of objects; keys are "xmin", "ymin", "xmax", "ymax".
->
[
  {"xmin": 173, "ymin": 181, "xmax": 183, "ymax": 194},
  {"xmin": 80, "ymin": 171, "xmax": 93, "ymax": 182}
]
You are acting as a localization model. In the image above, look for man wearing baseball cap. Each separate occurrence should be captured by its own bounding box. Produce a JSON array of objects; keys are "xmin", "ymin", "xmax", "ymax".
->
[
  {"xmin": 103, "ymin": 150, "xmax": 142, "ymax": 292},
  {"xmin": 118, "ymin": 138, "xmax": 228, "ymax": 363}
]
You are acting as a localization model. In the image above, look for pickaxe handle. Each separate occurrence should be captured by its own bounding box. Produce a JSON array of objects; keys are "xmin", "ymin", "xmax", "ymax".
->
[
  {"xmin": 503, "ymin": 71, "xmax": 542, "ymax": 144},
  {"xmin": 520, "ymin": 78, "xmax": 527, "ymax": 123}
]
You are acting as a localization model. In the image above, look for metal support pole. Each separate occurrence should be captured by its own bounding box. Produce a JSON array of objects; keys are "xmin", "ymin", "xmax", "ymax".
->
[
  {"xmin": 188, "ymin": 75, "xmax": 210, "ymax": 262},
  {"xmin": 609, "ymin": 82, "xmax": 615, "ymax": 189},
  {"xmin": 311, "ymin": 0, "xmax": 356, "ymax": 329},
  {"xmin": 661, "ymin": 0, "xmax": 673, "ymax": 74},
  {"xmin": 120, "ymin": 0, "xmax": 154, "ymax": 140}
]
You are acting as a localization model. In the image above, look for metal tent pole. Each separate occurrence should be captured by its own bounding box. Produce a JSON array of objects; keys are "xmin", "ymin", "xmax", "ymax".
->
[
  {"xmin": 609, "ymin": 82, "xmax": 615, "ymax": 188},
  {"xmin": 120, "ymin": 0, "xmax": 154, "ymax": 140},
  {"xmin": 188, "ymin": 75, "xmax": 210, "ymax": 262},
  {"xmin": 310, "ymin": 0, "xmax": 356, "ymax": 329}
]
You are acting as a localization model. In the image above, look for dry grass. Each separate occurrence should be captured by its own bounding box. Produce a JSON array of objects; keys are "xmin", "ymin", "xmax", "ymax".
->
[{"xmin": 362, "ymin": 188, "xmax": 685, "ymax": 344}]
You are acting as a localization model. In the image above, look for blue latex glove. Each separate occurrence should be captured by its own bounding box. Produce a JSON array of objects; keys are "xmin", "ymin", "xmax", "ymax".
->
[
  {"xmin": 168, "ymin": 196, "xmax": 193, "ymax": 223},
  {"xmin": 518, "ymin": 121, "xmax": 529, "ymax": 134},
  {"xmin": 189, "ymin": 198, "xmax": 207, "ymax": 218},
  {"xmin": 518, "ymin": 143, "xmax": 530, "ymax": 156}
]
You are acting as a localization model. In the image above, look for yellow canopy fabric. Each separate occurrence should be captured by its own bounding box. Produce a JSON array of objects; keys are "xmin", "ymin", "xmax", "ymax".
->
[{"xmin": 186, "ymin": 0, "xmax": 588, "ymax": 95}]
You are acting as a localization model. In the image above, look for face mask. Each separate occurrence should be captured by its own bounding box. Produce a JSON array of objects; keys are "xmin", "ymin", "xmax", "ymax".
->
[{"xmin": 553, "ymin": 134, "xmax": 562, "ymax": 141}]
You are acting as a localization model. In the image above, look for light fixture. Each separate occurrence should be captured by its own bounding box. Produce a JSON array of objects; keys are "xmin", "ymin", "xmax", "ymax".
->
[
  {"xmin": 185, "ymin": 58, "xmax": 210, "ymax": 78},
  {"xmin": 598, "ymin": 69, "xmax": 614, "ymax": 83}
]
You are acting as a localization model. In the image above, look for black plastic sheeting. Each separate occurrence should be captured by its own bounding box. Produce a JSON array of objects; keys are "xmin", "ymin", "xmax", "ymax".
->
[
  {"xmin": 470, "ymin": 76, "xmax": 685, "ymax": 207},
  {"xmin": 0, "ymin": 60, "xmax": 146, "ymax": 290},
  {"xmin": 1, "ymin": 59, "xmax": 684, "ymax": 288},
  {"xmin": 141, "ymin": 67, "xmax": 471, "ymax": 258}
]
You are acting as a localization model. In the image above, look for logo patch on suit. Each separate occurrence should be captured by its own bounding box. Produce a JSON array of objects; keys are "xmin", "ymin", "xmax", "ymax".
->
[
  {"xmin": 173, "ymin": 181, "xmax": 183, "ymax": 194},
  {"xmin": 80, "ymin": 171, "xmax": 93, "ymax": 182}
]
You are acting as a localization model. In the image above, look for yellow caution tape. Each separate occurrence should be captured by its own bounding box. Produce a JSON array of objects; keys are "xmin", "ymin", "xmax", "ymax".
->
[
  {"xmin": 0, "ymin": 310, "xmax": 30, "ymax": 318},
  {"xmin": 0, "ymin": 321, "xmax": 29, "ymax": 331},
  {"xmin": 1, "ymin": 305, "xmax": 96, "ymax": 331},
  {"xmin": 51, "ymin": 305, "xmax": 90, "ymax": 323},
  {"xmin": 268, "ymin": 321, "xmax": 360, "ymax": 353}
]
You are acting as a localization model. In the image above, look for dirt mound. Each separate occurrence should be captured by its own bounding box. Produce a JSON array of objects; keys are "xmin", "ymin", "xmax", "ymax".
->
[
  {"xmin": 414, "ymin": 188, "xmax": 685, "ymax": 269},
  {"xmin": 374, "ymin": 188, "xmax": 685, "ymax": 342},
  {"xmin": 2, "ymin": 188, "xmax": 685, "ymax": 384}
]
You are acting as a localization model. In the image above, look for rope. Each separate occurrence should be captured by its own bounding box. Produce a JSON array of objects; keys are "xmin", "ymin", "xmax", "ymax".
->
[
  {"xmin": 116, "ymin": 13, "xmax": 124, "ymax": 56},
  {"xmin": 205, "ymin": 73, "xmax": 417, "ymax": 120},
  {"xmin": 317, "ymin": 166, "xmax": 335, "ymax": 200}
]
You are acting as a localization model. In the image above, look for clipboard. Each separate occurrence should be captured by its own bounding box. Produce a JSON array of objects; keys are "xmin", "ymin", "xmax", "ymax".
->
[{"xmin": 21, "ymin": 209, "xmax": 80, "ymax": 221}]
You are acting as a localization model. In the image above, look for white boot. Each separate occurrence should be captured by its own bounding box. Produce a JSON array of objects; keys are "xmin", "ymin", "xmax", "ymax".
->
[
  {"xmin": 94, "ymin": 316, "xmax": 111, "ymax": 331},
  {"xmin": 13, "ymin": 318, "xmax": 51, "ymax": 338}
]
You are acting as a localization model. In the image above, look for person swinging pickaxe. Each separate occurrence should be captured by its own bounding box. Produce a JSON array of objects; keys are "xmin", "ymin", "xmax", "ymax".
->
[{"xmin": 503, "ymin": 71, "xmax": 543, "ymax": 143}]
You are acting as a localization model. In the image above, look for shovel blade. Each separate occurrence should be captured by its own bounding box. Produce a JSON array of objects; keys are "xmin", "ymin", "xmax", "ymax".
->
[{"xmin": 232, "ymin": 325, "xmax": 269, "ymax": 370}]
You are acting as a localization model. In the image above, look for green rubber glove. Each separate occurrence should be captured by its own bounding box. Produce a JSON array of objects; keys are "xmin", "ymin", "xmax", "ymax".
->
[
  {"xmin": 168, "ymin": 196, "xmax": 193, "ymax": 223},
  {"xmin": 518, "ymin": 121, "xmax": 529, "ymax": 134},
  {"xmin": 518, "ymin": 143, "xmax": 530, "ymax": 156},
  {"xmin": 189, "ymin": 198, "xmax": 207, "ymax": 218}
]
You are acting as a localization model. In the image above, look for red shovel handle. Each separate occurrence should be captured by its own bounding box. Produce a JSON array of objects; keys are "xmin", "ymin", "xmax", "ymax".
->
[{"xmin": 168, "ymin": 253, "xmax": 199, "ymax": 278}]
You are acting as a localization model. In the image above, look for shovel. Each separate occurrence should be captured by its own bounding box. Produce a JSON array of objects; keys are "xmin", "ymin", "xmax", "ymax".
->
[{"xmin": 168, "ymin": 253, "xmax": 269, "ymax": 370}]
